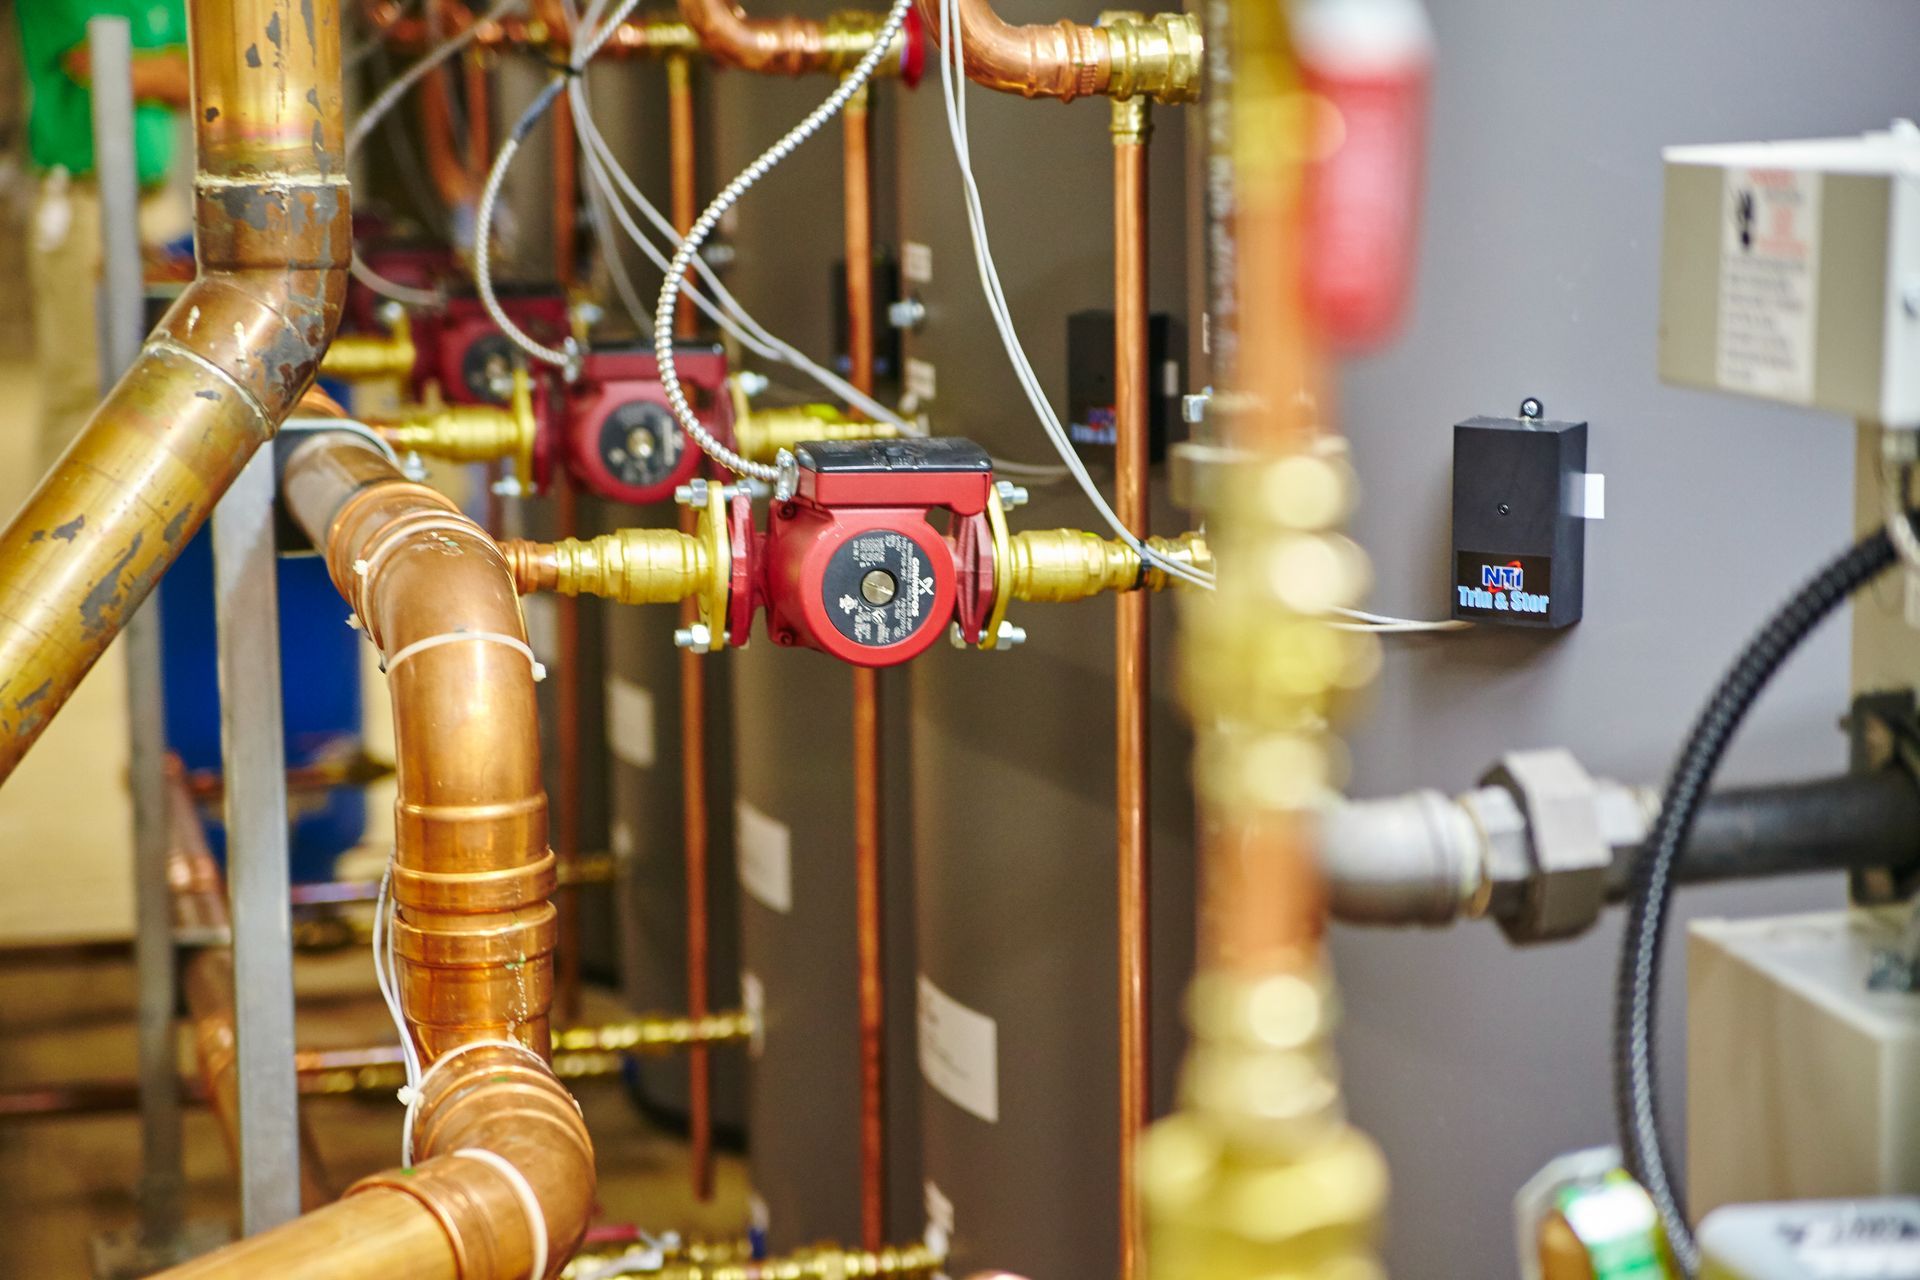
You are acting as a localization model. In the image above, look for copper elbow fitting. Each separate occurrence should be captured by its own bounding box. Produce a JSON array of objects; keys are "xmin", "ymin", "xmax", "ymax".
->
[
  {"xmin": 504, "ymin": 528, "xmax": 712, "ymax": 605},
  {"xmin": 350, "ymin": 1046, "xmax": 595, "ymax": 1279}
]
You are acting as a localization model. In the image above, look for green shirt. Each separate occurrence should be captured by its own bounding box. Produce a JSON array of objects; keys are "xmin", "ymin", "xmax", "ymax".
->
[{"xmin": 16, "ymin": 0, "xmax": 187, "ymax": 186}]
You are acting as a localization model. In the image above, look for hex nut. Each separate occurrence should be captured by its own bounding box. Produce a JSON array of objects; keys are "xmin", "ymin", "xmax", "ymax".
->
[{"xmin": 1480, "ymin": 748, "xmax": 1611, "ymax": 943}]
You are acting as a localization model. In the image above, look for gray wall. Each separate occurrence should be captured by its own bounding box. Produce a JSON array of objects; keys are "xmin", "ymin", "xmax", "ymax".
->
[{"xmin": 1330, "ymin": 4, "xmax": 1920, "ymax": 1276}]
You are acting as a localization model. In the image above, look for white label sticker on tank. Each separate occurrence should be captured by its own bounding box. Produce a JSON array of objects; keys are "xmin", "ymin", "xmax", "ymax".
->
[
  {"xmin": 521, "ymin": 593, "xmax": 557, "ymax": 664},
  {"xmin": 741, "ymin": 970, "xmax": 766, "ymax": 1058},
  {"xmin": 903, "ymin": 240, "xmax": 933, "ymax": 284},
  {"xmin": 906, "ymin": 358, "xmax": 938, "ymax": 402},
  {"xmin": 736, "ymin": 801, "xmax": 793, "ymax": 914},
  {"xmin": 1716, "ymin": 166, "xmax": 1822, "ymax": 403},
  {"xmin": 604, "ymin": 675, "xmax": 657, "ymax": 769},
  {"xmin": 918, "ymin": 974, "xmax": 999, "ymax": 1123}
]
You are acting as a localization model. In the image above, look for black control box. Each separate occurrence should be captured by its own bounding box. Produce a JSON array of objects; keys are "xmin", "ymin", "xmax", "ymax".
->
[
  {"xmin": 1450, "ymin": 413, "xmax": 1586, "ymax": 629},
  {"xmin": 1065, "ymin": 309, "xmax": 1183, "ymax": 460}
]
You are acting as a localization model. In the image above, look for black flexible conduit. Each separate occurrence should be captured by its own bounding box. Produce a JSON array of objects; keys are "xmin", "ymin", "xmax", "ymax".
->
[{"xmin": 1615, "ymin": 525, "xmax": 1899, "ymax": 1275}]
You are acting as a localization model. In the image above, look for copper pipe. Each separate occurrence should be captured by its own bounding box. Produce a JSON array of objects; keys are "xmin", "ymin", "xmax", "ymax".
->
[
  {"xmin": 921, "ymin": 0, "xmax": 1198, "ymax": 103},
  {"xmin": 0, "ymin": 0, "xmax": 350, "ymax": 781},
  {"xmin": 554, "ymin": 88, "xmax": 579, "ymax": 288},
  {"xmin": 0, "ymin": 1012, "xmax": 753, "ymax": 1119},
  {"xmin": 288, "ymin": 851, "xmax": 619, "ymax": 908},
  {"xmin": 677, "ymin": 0, "xmax": 905, "ymax": 78},
  {"xmin": 668, "ymin": 53, "xmax": 700, "ymax": 339},
  {"xmin": 165, "ymin": 761, "xmax": 335, "ymax": 1210},
  {"xmin": 374, "ymin": 10, "xmax": 701, "ymax": 57},
  {"xmin": 556, "ymin": 474, "xmax": 585, "ymax": 1024},
  {"xmin": 465, "ymin": 42, "xmax": 493, "ymax": 198},
  {"xmin": 647, "ymin": 1243, "xmax": 943, "ymax": 1280},
  {"xmin": 284, "ymin": 434, "xmax": 558, "ymax": 1057},
  {"xmin": 842, "ymin": 83, "xmax": 887, "ymax": 1252},
  {"xmin": 1111, "ymin": 93, "xmax": 1151, "ymax": 1280},
  {"xmin": 154, "ymin": 434, "xmax": 595, "ymax": 1279},
  {"xmin": 419, "ymin": 55, "xmax": 478, "ymax": 211},
  {"xmin": 666, "ymin": 53, "xmax": 715, "ymax": 1202}
]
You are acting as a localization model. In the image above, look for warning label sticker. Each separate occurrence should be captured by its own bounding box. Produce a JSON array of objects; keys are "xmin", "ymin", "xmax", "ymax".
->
[
  {"xmin": 918, "ymin": 974, "xmax": 999, "ymax": 1123},
  {"xmin": 1717, "ymin": 166, "xmax": 1822, "ymax": 403}
]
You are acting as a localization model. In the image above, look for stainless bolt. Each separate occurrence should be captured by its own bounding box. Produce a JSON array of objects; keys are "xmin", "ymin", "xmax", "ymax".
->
[
  {"xmin": 736, "ymin": 370, "xmax": 771, "ymax": 398},
  {"xmin": 401, "ymin": 450, "xmax": 428, "ymax": 482},
  {"xmin": 376, "ymin": 299, "xmax": 406, "ymax": 330},
  {"xmin": 675, "ymin": 478, "xmax": 710, "ymax": 507},
  {"xmin": 490, "ymin": 474, "xmax": 524, "ymax": 498},
  {"xmin": 674, "ymin": 622, "xmax": 713, "ymax": 652},
  {"xmin": 888, "ymin": 297, "xmax": 927, "ymax": 331},
  {"xmin": 995, "ymin": 480, "xmax": 1030, "ymax": 509},
  {"xmin": 995, "ymin": 620, "xmax": 1027, "ymax": 649},
  {"xmin": 1181, "ymin": 388, "xmax": 1212, "ymax": 425},
  {"xmin": 701, "ymin": 243, "xmax": 737, "ymax": 269}
]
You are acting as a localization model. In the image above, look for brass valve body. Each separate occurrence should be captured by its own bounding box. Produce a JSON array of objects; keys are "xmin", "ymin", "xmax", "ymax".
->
[
  {"xmin": 321, "ymin": 314, "xmax": 417, "ymax": 381},
  {"xmin": 1006, "ymin": 528, "xmax": 1211, "ymax": 602},
  {"xmin": 729, "ymin": 377, "xmax": 900, "ymax": 463},
  {"xmin": 383, "ymin": 402, "xmax": 526, "ymax": 463},
  {"xmin": 505, "ymin": 528, "xmax": 712, "ymax": 605}
]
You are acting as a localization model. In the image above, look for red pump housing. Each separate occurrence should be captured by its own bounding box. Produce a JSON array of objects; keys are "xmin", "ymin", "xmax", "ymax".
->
[
  {"xmin": 542, "ymin": 346, "xmax": 735, "ymax": 506},
  {"xmin": 413, "ymin": 289, "xmax": 573, "ymax": 404},
  {"xmin": 741, "ymin": 439, "xmax": 995, "ymax": 667}
]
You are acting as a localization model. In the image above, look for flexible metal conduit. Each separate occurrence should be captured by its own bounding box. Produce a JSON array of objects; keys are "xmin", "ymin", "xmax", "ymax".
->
[
  {"xmin": 0, "ymin": 0, "xmax": 351, "ymax": 781},
  {"xmin": 153, "ymin": 433, "xmax": 594, "ymax": 1279}
]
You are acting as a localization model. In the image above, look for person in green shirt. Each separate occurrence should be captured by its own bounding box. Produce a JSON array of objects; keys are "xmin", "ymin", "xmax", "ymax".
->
[{"xmin": 14, "ymin": 1, "xmax": 191, "ymax": 469}]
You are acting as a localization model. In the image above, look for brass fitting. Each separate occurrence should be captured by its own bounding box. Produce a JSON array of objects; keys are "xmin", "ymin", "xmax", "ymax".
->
[
  {"xmin": 730, "ymin": 376, "xmax": 899, "ymax": 463},
  {"xmin": 597, "ymin": 12, "xmax": 703, "ymax": 56},
  {"xmin": 1100, "ymin": 9, "xmax": 1202, "ymax": 104},
  {"xmin": 1006, "ymin": 529, "xmax": 1211, "ymax": 602},
  {"xmin": 551, "ymin": 1009, "xmax": 754, "ymax": 1054},
  {"xmin": 645, "ymin": 1242, "xmax": 944, "ymax": 1279},
  {"xmin": 504, "ymin": 527, "xmax": 712, "ymax": 605},
  {"xmin": 321, "ymin": 310, "xmax": 417, "ymax": 382},
  {"xmin": 1141, "ymin": 969, "xmax": 1388, "ymax": 1280},
  {"xmin": 823, "ymin": 9, "xmax": 910, "ymax": 77},
  {"xmin": 381, "ymin": 367, "xmax": 540, "ymax": 489}
]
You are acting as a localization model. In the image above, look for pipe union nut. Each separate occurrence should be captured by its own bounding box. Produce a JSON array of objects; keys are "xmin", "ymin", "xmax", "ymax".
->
[{"xmin": 1480, "ymin": 748, "xmax": 1612, "ymax": 944}]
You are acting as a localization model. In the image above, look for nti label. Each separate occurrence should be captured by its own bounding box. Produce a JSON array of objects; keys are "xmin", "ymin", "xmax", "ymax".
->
[{"xmin": 1454, "ymin": 552, "xmax": 1552, "ymax": 619}]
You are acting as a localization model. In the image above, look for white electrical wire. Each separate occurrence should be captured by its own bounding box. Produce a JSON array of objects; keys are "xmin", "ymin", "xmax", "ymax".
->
[
  {"xmin": 651, "ymin": 0, "xmax": 915, "ymax": 487},
  {"xmin": 347, "ymin": 0, "xmax": 528, "ymax": 307},
  {"xmin": 934, "ymin": 0, "xmax": 1212, "ymax": 589},
  {"xmin": 569, "ymin": 82, "xmax": 910, "ymax": 427},
  {"xmin": 372, "ymin": 863, "xmax": 424, "ymax": 1163}
]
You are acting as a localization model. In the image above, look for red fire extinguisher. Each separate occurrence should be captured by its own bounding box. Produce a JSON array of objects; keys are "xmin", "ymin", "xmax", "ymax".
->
[{"xmin": 1292, "ymin": 0, "xmax": 1435, "ymax": 352}]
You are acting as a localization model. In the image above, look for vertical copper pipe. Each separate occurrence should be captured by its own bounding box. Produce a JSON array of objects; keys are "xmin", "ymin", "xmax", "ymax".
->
[
  {"xmin": 554, "ymin": 89, "xmax": 579, "ymax": 289},
  {"xmin": 667, "ymin": 50, "xmax": 716, "ymax": 1204},
  {"xmin": 464, "ymin": 45, "xmax": 492, "ymax": 194},
  {"xmin": 668, "ymin": 54, "xmax": 701, "ymax": 339},
  {"xmin": 1112, "ymin": 97, "xmax": 1151, "ymax": 1280},
  {"xmin": 556, "ymin": 473, "xmax": 585, "ymax": 1024},
  {"xmin": 844, "ymin": 84, "xmax": 887, "ymax": 1252},
  {"xmin": 553, "ymin": 31, "xmax": 585, "ymax": 1022}
]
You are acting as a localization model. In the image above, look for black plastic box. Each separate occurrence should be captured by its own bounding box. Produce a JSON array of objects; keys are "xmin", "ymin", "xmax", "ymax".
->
[{"xmin": 1450, "ymin": 414, "xmax": 1587, "ymax": 629}]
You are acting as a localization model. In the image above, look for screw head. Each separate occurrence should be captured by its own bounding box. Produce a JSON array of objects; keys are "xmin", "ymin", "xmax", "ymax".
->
[
  {"xmin": 996, "ymin": 620, "xmax": 1027, "ymax": 649},
  {"xmin": 675, "ymin": 478, "xmax": 709, "ymax": 508},
  {"xmin": 995, "ymin": 480, "xmax": 1030, "ymax": 510},
  {"xmin": 860, "ymin": 569, "xmax": 898, "ymax": 605},
  {"xmin": 1519, "ymin": 397, "xmax": 1544, "ymax": 419},
  {"xmin": 888, "ymin": 297, "xmax": 927, "ymax": 331},
  {"xmin": 1497, "ymin": 502, "xmax": 1511, "ymax": 517}
]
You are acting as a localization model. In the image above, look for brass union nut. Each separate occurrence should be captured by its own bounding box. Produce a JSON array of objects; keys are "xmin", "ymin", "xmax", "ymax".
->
[{"xmin": 1102, "ymin": 10, "xmax": 1203, "ymax": 104}]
